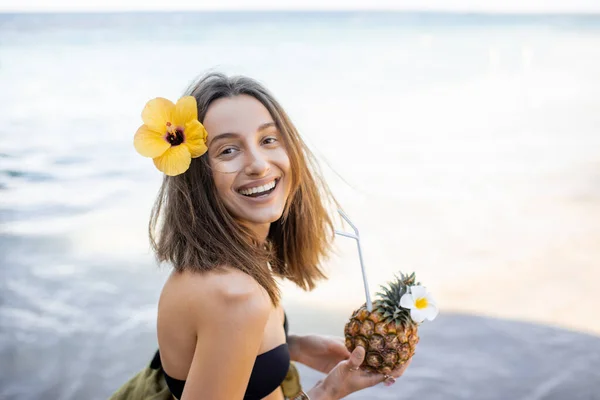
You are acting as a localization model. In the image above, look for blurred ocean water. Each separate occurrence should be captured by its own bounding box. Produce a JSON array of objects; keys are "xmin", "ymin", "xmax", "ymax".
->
[{"xmin": 1, "ymin": 12, "xmax": 600, "ymax": 399}]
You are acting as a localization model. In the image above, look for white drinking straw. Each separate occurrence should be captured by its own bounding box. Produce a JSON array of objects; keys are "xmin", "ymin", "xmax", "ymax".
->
[{"xmin": 334, "ymin": 209, "xmax": 373, "ymax": 312}]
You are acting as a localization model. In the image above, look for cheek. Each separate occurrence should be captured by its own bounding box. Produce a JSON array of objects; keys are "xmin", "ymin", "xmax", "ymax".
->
[
  {"xmin": 211, "ymin": 170, "xmax": 235, "ymax": 200},
  {"xmin": 274, "ymin": 149, "xmax": 291, "ymax": 173}
]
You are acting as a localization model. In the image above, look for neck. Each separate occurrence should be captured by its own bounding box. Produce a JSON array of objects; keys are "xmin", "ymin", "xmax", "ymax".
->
[{"xmin": 240, "ymin": 221, "xmax": 271, "ymax": 245}]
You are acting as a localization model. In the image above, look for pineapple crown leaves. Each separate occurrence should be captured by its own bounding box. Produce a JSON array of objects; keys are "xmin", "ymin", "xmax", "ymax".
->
[{"xmin": 374, "ymin": 271, "xmax": 421, "ymax": 325}]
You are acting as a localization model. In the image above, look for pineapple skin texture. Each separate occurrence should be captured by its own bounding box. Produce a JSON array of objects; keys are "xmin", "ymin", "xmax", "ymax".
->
[{"xmin": 344, "ymin": 301, "xmax": 419, "ymax": 375}]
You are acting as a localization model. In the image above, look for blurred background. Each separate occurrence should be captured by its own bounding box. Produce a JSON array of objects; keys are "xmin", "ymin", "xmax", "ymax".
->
[{"xmin": 1, "ymin": 1, "xmax": 599, "ymax": 399}]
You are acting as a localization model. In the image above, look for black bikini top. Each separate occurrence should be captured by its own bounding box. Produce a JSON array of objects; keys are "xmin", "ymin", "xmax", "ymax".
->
[{"xmin": 151, "ymin": 313, "xmax": 290, "ymax": 400}]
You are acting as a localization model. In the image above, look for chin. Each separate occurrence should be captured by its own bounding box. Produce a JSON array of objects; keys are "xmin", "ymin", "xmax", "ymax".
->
[{"xmin": 241, "ymin": 207, "xmax": 285, "ymax": 225}]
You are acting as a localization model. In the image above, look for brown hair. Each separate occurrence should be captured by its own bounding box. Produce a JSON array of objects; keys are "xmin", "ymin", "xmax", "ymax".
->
[{"xmin": 149, "ymin": 72, "xmax": 338, "ymax": 305}]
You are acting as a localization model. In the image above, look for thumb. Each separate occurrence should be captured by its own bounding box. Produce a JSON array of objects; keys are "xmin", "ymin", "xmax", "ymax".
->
[{"xmin": 347, "ymin": 346, "xmax": 365, "ymax": 370}]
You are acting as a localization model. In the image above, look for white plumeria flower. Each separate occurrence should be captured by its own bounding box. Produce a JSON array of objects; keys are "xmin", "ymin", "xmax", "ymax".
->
[{"xmin": 399, "ymin": 285, "xmax": 439, "ymax": 323}]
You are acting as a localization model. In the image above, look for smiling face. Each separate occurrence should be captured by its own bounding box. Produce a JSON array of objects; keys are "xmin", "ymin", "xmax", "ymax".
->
[{"xmin": 203, "ymin": 94, "xmax": 292, "ymax": 239}]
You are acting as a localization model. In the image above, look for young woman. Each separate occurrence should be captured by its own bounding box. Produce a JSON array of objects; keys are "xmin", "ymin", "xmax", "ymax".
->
[{"xmin": 118, "ymin": 72, "xmax": 410, "ymax": 400}]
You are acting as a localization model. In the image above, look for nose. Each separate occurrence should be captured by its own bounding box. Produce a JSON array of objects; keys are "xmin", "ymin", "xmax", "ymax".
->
[{"xmin": 243, "ymin": 146, "xmax": 270, "ymax": 177}]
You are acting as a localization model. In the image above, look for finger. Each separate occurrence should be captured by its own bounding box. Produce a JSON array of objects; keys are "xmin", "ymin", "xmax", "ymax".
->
[
  {"xmin": 346, "ymin": 346, "xmax": 365, "ymax": 371},
  {"xmin": 337, "ymin": 348, "xmax": 352, "ymax": 358},
  {"xmin": 330, "ymin": 340, "xmax": 351, "ymax": 357},
  {"xmin": 391, "ymin": 358, "xmax": 413, "ymax": 378},
  {"xmin": 360, "ymin": 371, "xmax": 389, "ymax": 387},
  {"xmin": 383, "ymin": 375, "xmax": 396, "ymax": 387}
]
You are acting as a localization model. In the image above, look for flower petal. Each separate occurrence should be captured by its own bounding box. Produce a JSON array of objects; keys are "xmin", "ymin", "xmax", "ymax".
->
[
  {"xmin": 425, "ymin": 293, "xmax": 437, "ymax": 306},
  {"xmin": 424, "ymin": 304, "xmax": 439, "ymax": 321},
  {"xmin": 184, "ymin": 120, "xmax": 208, "ymax": 158},
  {"xmin": 410, "ymin": 285, "xmax": 428, "ymax": 299},
  {"xmin": 152, "ymin": 145, "xmax": 191, "ymax": 176},
  {"xmin": 410, "ymin": 308, "xmax": 427, "ymax": 323},
  {"xmin": 133, "ymin": 125, "xmax": 170, "ymax": 158},
  {"xmin": 142, "ymin": 97, "xmax": 174, "ymax": 133},
  {"xmin": 173, "ymin": 96, "xmax": 198, "ymax": 127},
  {"xmin": 399, "ymin": 293, "xmax": 414, "ymax": 309}
]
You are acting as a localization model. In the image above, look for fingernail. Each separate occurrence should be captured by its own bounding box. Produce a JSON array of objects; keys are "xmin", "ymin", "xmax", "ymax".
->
[{"xmin": 384, "ymin": 380, "xmax": 396, "ymax": 387}]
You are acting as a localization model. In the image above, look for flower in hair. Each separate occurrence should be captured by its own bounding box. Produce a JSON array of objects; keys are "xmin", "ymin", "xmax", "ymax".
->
[{"xmin": 133, "ymin": 96, "xmax": 208, "ymax": 176}]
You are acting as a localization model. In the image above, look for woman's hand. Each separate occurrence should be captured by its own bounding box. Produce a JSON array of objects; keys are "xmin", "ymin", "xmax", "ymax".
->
[
  {"xmin": 306, "ymin": 346, "xmax": 412, "ymax": 400},
  {"xmin": 289, "ymin": 334, "xmax": 350, "ymax": 374}
]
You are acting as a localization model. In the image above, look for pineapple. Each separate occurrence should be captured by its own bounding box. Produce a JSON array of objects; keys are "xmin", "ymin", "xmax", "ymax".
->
[{"xmin": 344, "ymin": 272, "xmax": 422, "ymax": 375}]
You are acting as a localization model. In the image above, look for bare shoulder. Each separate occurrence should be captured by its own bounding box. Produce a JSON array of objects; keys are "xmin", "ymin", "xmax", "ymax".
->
[
  {"xmin": 160, "ymin": 266, "xmax": 271, "ymax": 327},
  {"xmin": 158, "ymin": 267, "xmax": 275, "ymax": 398}
]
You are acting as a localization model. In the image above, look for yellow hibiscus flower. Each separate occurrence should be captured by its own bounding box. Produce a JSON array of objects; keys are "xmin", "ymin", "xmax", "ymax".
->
[{"xmin": 133, "ymin": 96, "xmax": 208, "ymax": 176}]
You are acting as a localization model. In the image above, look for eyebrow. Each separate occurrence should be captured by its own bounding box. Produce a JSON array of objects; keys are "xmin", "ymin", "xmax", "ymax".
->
[{"xmin": 208, "ymin": 122, "xmax": 277, "ymax": 147}]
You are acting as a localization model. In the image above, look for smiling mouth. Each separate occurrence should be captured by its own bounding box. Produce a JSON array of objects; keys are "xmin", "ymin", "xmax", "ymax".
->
[{"xmin": 238, "ymin": 179, "xmax": 279, "ymax": 198}]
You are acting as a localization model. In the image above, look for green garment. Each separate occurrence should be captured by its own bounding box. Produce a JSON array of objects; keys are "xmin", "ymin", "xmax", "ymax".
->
[{"xmin": 109, "ymin": 360, "xmax": 303, "ymax": 400}]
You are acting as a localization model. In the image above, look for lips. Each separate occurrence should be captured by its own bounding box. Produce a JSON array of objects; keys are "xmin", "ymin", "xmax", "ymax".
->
[{"xmin": 236, "ymin": 178, "xmax": 279, "ymax": 196}]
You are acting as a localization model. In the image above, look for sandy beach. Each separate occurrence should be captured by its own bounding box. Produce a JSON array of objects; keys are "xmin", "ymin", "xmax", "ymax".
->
[{"xmin": 285, "ymin": 308, "xmax": 600, "ymax": 400}]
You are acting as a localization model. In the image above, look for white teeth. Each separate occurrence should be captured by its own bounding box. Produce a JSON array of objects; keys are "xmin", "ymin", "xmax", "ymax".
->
[{"xmin": 239, "ymin": 180, "xmax": 277, "ymax": 196}]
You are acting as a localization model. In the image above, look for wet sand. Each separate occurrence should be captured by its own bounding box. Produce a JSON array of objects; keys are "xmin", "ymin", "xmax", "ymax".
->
[
  {"xmin": 2, "ymin": 229, "xmax": 599, "ymax": 399},
  {"xmin": 286, "ymin": 306, "xmax": 600, "ymax": 400}
]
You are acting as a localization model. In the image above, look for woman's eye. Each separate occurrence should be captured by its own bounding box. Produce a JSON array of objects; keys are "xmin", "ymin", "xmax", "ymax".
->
[
  {"xmin": 220, "ymin": 147, "xmax": 237, "ymax": 156},
  {"xmin": 263, "ymin": 137, "xmax": 277, "ymax": 145}
]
